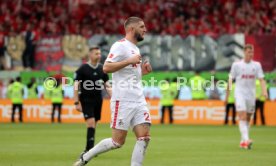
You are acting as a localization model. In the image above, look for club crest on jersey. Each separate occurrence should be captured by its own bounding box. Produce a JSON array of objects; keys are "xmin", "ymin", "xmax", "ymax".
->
[
  {"xmin": 108, "ymin": 54, "xmax": 114, "ymax": 58},
  {"xmin": 118, "ymin": 119, "xmax": 124, "ymax": 126}
]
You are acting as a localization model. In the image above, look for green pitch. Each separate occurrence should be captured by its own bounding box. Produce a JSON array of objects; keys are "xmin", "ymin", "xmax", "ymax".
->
[{"xmin": 0, "ymin": 123, "xmax": 275, "ymax": 166}]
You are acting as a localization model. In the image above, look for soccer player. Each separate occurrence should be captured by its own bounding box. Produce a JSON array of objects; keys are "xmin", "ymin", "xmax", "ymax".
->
[
  {"xmin": 73, "ymin": 16, "xmax": 152, "ymax": 166},
  {"xmin": 74, "ymin": 46, "xmax": 111, "ymax": 153},
  {"xmin": 226, "ymin": 44, "xmax": 267, "ymax": 149}
]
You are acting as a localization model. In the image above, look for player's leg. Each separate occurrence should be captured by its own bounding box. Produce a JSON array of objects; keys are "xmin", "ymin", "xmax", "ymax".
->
[
  {"xmin": 238, "ymin": 111, "xmax": 248, "ymax": 141},
  {"xmin": 80, "ymin": 100, "xmax": 97, "ymax": 152},
  {"xmin": 131, "ymin": 104, "xmax": 151, "ymax": 166},
  {"xmin": 73, "ymin": 101, "xmax": 131, "ymax": 166},
  {"xmin": 85, "ymin": 118, "xmax": 96, "ymax": 151},
  {"xmin": 80, "ymin": 129, "xmax": 127, "ymax": 162},
  {"xmin": 132, "ymin": 123, "xmax": 151, "ymax": 166},
  {"xmin": 240, "ymin": 99, "xmax": 255, "ymax": 149},
  {"xmin": 236, "ymin": 97, "xmax": 249, "ymax": 148},
  {"xmin": 246, "ymin": 99, "xmax": 256, "ymax": 138}
]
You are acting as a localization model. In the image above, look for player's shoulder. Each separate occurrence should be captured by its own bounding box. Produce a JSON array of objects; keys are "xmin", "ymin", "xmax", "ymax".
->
[
  {"xmin": 232, "ymin": 60, "xmax": 243, "ymax": 67},
  {"xmin": 251, "ymin": 60, "xmax": 261, "ymax": 66},
  {"xmin": 76, "ymin": 63, "xmax": 88, "ymax": 71},
  {"xmin": 112, "ymin": 38, "xmax": 127, "ymax": 46},
  {"xmin": 97, "ymin": 63, "xmax": 104, "ymax": 69}
]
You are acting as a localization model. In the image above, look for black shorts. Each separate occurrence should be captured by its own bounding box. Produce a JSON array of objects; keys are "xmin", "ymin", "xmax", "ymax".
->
[{"xmin": 80, "ymin": 99, "xmax": 103, "ymax": 121}]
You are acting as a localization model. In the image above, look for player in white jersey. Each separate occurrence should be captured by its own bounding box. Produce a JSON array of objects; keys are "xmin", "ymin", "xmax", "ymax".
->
[
  {"xmin": 73, "ymin": 17, "xmax": 152, "ymax": 166},
  {"xmin": 226, "ymin": 44, "xmax": 267, "ymax": 149}
]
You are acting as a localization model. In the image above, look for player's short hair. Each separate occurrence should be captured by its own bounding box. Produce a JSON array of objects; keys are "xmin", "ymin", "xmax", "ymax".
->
[
  {"xmin": 244, "ymin": 44, "xmax": 254, "ymax": 51},
  {"xmin": 124, "ymin": 17, "xmax": 143, "ymax": 29},
  {"xmin": 89, "ymin": 46, "xmax": 100, "ymax": 51}
]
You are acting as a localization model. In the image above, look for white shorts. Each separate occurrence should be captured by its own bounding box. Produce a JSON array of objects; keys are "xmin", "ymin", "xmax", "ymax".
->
[
  {"xmin": 110, "ymin": 101, "xmax": 151, "ymax": 131},
  {"xmin": 235, "ymin": 97, "xmax": 255, "ymax": 113}
]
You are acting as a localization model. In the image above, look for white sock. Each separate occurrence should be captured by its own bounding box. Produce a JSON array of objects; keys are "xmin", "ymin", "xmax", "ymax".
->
[
  {"xmin": 131, "ymin": 137, "xmax": 150, "ymax": 166},
  {"xmin": 239, "ymin": 120, "xmax": 249, "ymax": 141},
  {"xmin": 83, "ymin": 138, "xmax": 121, "ymax": 162}
]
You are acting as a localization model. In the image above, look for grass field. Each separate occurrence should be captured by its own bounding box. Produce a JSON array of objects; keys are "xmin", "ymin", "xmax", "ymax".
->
[{"xmin": 0, "ymin": 123, "xmax": 276, "ymax": 166}]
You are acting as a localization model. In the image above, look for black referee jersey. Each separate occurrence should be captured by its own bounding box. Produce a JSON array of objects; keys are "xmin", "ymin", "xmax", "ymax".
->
[{"xmin": 74, "ymin": 63, "xmax": 109, "ymax": 100}]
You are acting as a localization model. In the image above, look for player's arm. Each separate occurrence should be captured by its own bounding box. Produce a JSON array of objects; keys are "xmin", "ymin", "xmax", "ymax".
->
[
  {"xmin": 103, "ymin": 54, "xmax": 141, "ymax": 73},
  {"xmin": 104, "ymin": 81, "xmax": 112, "ymax": 97},
  {"xmin": 257, "ymin": 62, "xmax": 268, "ymax": 99},
  {"xmin": 259, "ymin": 78, "xmax": 268, "ymax": 99},
  {"xmin": 73, "ymin": 80, "xmax": 82, "ymax": 112}
]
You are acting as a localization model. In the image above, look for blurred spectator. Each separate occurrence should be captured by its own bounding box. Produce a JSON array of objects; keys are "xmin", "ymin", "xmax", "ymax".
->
[
  {"xmin": 224, "ymin": 81, "xmax": 236, "ymax": 125},
  {"xmin": 22, "ymin": 23, "xmax": 36, "ymax": 69},
  {"xmin": 189, "ymin": 71, "xmax": 206, "ymax": 100},
  {"xmin": 0, "ymin": 0, "xmax": 275, "ymax": 39},
  {"xmin": 159, "ymin": 78, "xmax": 178, "ymax": 124},
  {"xmin": 8, "ymin": 77, "xmax": 25, "ymax": 123},
  {"xmin": 253, "ymin": 79, "xmax": 267, "ymax": 125},
  {"xmin": 27, "ymin": 77, "xmax": 38, "ymax": 99},
  {"xmin": 0, "ymin": 24, "xmax": 6, "ymax": 70},
  {"xmin": 208, "ymin": 79, "xmax": 221, "ymax": 100},
  {"xmin": 51, "ymin": 78, "xmax": 63, "ymax": 123}
]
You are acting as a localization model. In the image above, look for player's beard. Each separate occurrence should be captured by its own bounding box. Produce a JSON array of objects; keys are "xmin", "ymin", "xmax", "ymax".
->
[{"xmin": 134, "ymin": 31, "xmax": 144, "ymax": 42}]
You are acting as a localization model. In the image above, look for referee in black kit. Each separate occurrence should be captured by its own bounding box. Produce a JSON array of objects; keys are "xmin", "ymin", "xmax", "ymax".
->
[{"xmin": 74, "ymin": 46, "xmax": 111, "ymax": 154}]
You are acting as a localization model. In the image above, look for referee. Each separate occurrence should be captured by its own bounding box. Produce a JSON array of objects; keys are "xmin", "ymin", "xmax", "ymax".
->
[{"xmin": 74, "ymin": 46, "xmax": 111, "ymax": 153}]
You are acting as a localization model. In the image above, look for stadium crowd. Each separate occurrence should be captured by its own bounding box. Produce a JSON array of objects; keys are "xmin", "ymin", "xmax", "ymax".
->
[{"xmin": 0, "ymin": 0, "xmax": 275, "ymax": 40}]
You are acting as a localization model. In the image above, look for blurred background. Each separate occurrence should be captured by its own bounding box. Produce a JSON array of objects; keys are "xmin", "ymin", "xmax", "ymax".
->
[{"xmin": 0, "ymin": 0, "xmax": 275, "ymax": 124}]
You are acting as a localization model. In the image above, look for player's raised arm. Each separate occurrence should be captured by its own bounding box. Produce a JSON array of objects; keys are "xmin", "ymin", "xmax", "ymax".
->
[{"xmin": 103, "ymin": 54, "xmax": 141, "ymax": 73}]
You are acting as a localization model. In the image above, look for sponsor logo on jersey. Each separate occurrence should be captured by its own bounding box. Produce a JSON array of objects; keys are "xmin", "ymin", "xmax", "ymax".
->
[{"xmin": 241, "ymin": 74, "xmax": 255, "ymax": 79}]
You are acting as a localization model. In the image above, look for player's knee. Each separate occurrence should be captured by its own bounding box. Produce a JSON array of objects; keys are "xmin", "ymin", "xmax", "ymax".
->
[
  {"xmin": 111, "ymin": 139, "xmax": 123, "ymax": 149},
  {"xmin": 86, "ymin": 118, "xmax": 96, "ymax": 128},
  {"xmin": 137, "ymin": 135, "xmax": 151, "ymax": 143}
]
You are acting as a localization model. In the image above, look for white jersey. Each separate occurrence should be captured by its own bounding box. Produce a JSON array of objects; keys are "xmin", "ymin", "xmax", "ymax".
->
[
  {"xmin": 105, "ymin": 38, "xmax": 146, "ymax": 103},
  {"xmin": 230, "ymin": 60, "xmax": 264, "ymax": 99}
]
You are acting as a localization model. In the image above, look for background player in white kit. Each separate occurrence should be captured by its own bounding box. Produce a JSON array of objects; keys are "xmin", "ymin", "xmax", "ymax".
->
[
  {"xmin": 74, "ymin": 17, "xmax": 152, "ymax": 166},
  {"xmin": 226, "ymin": 44, "xmax": 267, "ymax": 149}
]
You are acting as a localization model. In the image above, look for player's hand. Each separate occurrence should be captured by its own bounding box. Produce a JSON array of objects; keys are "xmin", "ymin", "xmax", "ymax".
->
[
  {"xmin": 128, "ymin": 54, "xmax": 142, "ymax": 65},
  {"xmin": 142, "ymin": 61, "xmax": 152, "ymax": 75},
  {"xmin": 75, "ymin": 103, "xmax": 82, "ymax": 112}
]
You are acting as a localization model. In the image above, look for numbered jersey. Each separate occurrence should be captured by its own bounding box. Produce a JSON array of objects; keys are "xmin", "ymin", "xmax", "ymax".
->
[{"xmin": 106, "ymin": 38, "xmax": 145, "ymax": 103}]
